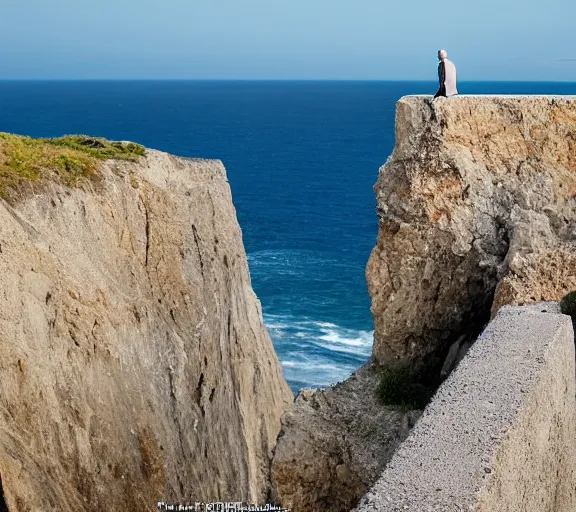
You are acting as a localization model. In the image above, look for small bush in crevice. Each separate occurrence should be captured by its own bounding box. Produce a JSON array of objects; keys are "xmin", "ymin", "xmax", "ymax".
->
[
  {"xmin": 560, "ymin": 291, "xmax": 576, "ymax": 319},
  {"xmin": 376, "ymin": 366, "xmax": 435, "ymax": 412}
]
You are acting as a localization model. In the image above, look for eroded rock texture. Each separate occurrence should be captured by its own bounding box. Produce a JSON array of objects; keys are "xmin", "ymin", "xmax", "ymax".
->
[
  {"xmin": 0, "ymin": 150, "xmax": 292, "ymax": 511},
  {"xmin": 367, "ymin": 95, "xmax": 576, "ymax": 368},
  {"xmin": 271, "ymin": 363, "xmax": 419, "ymax": 512}
]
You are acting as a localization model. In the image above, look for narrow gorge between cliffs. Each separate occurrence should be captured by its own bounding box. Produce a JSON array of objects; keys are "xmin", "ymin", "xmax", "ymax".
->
[{"xmin": 0, "ymin": 88, "xmax": 575, "ymax": 512}]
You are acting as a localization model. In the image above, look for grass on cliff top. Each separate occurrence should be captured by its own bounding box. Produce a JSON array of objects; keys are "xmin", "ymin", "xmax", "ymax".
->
[{"xmin": 0, "ymin": 133, "xmax": 145, "ymax": 199}]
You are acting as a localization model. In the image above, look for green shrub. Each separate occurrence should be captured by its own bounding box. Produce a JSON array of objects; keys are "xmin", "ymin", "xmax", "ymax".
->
[
  {"xmin": 560, "ymin": 291, "xmax": 576, "ymax": 319},
  {"xmin": 376, "ymin": 366, "xmax": 435, "ymax": 412}
]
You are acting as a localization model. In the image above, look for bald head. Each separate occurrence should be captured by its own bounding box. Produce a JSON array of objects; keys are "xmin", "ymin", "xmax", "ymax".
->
[{"xmin": 438, "ymin": 49, "xmax": 448, "ymax": 60}]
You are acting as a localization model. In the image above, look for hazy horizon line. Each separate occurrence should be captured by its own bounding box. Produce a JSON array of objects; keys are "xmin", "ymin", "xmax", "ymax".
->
[{"xmin": 0, "ymin": 78, "xmax": 575, "ymax": 83}]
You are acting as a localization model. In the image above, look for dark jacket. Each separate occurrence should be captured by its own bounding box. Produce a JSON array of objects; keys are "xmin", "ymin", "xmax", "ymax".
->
[{"xmin": 434, "ymin": 61, "xmax": 446, "ymax": 98}]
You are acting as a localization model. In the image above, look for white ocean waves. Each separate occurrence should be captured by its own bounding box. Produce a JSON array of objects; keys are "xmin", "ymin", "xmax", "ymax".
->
[{"xmin": 264, "ymin": 313, "xmax": 373, "ymax": 392}]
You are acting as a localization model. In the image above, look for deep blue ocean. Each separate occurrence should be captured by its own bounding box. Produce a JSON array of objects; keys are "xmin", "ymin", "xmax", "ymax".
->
[{"xmin": 2, "ymin": 80, "xmax": 575, "ymax": 393}]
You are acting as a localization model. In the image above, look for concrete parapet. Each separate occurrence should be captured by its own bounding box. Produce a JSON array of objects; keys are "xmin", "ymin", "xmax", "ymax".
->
[{"xmin": 356, "ymin": 305, "xmax": 576, "ymax": 512}]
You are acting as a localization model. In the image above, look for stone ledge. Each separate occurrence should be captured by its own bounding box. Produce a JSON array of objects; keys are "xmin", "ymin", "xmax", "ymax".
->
[{"xmin": 355, "ymin": 305, "xmax": 576, "ymax": 512}]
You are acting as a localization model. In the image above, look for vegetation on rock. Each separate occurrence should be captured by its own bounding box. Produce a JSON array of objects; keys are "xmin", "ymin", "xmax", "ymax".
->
[
  {"xmin": 47, "ymin": 136, "xmax": 145, "ymax": 160},
  {"xmin": 560, "ymin": 291, "xmax": 576, "ymax": 320},
  {"xmin": 376, "ymin": 366, "xmax": 435, "ymax": 411},
  {"xmin": 0, "ymin": 133, "xmax": 145, "ymax": 199}
]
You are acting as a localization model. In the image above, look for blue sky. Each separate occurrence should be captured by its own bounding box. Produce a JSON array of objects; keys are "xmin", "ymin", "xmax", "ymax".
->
[{"xmin": 2, "ymin": 0, "xmax": 575, "ymax": 80}]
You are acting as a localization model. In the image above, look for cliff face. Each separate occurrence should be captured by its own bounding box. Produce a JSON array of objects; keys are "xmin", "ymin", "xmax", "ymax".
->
[
  {"xmin": 0, "ymin": 149, "xmax": 292, "ymax": 511},
  {"xmin": 367, "ymin": 96, "xmax": 576, "ymax": 368}
]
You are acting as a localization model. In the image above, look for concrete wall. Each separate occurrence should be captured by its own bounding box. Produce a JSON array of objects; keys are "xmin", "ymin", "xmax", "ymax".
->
[{"xmin": 355, "ymin": 304, "xmax": 576, "ymax": 512}]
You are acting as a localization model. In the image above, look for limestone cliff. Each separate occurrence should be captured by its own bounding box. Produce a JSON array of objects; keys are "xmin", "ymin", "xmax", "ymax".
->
[
  {"xmin": 272, "ymin": 95, "xmax": 576, "ymax": 512},
  {"xmin": 0, "ymin": 148, "xmax": 292, "ymax": 511},
  {"xmin": 367, "ymin": 95, "xmax": 576, "ymax": 369}
]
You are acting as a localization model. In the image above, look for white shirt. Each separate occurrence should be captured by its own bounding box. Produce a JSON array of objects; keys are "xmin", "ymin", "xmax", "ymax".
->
[{"xmin": 443, "ymin": 58, "xmax": 458, "ymax": 96}]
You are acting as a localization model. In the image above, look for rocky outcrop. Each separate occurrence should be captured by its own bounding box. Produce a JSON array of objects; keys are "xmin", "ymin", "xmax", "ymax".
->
[
  {"xmin": 0, "ymin": 149, "xmax": 292, "ymax": 511},
  {"xmin": 272, "ymin": 96, "xmax": 576, "ymax": 512},
  {"xmin": 366, "ymin": 95, "xmax": 576, "ymax": 369},
  {"xmin": 271, "ymin": 364, "xmax": 419, "ymax": 512}
]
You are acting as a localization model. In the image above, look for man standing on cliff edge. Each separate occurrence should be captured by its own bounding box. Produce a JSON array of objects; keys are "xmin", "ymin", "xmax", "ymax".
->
[{"xmin": 434, "ymin": 49, "xmax": 458, "ymax": 98}]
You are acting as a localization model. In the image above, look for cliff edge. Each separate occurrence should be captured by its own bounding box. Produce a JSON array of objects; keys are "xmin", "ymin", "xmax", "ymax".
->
[
  {"xmin": 367, "ymin": 95, "xmax": 576, "ymax": 369},
  {"xmin": 0, "ymin": 142, "xmax": 292, "ymax": 511}
]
